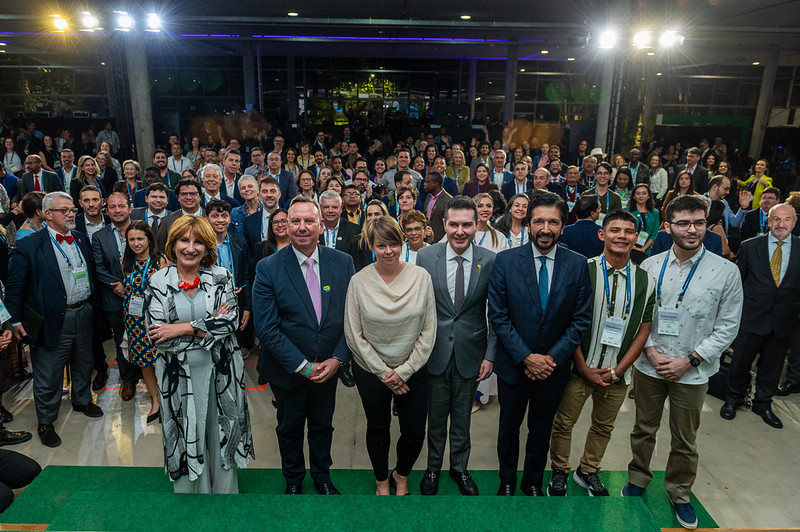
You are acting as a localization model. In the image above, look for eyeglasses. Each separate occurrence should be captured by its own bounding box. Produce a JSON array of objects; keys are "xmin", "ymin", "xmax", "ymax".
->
[
  {"xmin": 272, "ymin": 219, "xmax": 289, "ymax": 226},
  {"xmin": 344, "ymin": 192, "xmax": 360, "ymax": 197},
  {"xmin": 404, "ymin": 226, "xmax": 425, "ymax": 233},
  {"xmin": 179, "ymin": 192, "xmax": 199, "ymax": 197},
  {"xmin": 668, "ymin": 220, "xmax": 707, "ymax": 229},
  {"xmin": 48, "ymin": 207, "xmax": 78, "ymax": 215}
]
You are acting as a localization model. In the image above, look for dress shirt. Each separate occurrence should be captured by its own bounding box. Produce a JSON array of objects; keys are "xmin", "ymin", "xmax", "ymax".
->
[
  {"xmin": 181, "ymin": 208, "xmax": 203, "ymax": 217},
  {"xmin": 514, "ymin": 181, "xmax": 527, "ymax": 195},
  {"xmin": 204, "ymin": 191, "xmax": 222, "ymax": 204},
  {"xmin": 705, "ymin": 193, "xmax": 744, "ymax": 234},
  {"xmin": 532, "ymin": 244, "xmax": 557, "ymax": 292},
  {"xmin": 244, "ymin": 164, "xmax": 266, "ymax": 176},
  {"xmin": 638, "ymin": 246, "xmax": 743, "ymax": 384},
  {"xmin": 445, "ymin": 243, "xmax": 473, "ymax": 305},
  {"xmin": 492, "ymin": 170, "xmax": 506, "ymax": 188},
  {"xmin": 168, "ymin": 157, "xmax": 190, "ymax": 175},
  {"xmin": 261, "ymin": 209, "xmax": 271, "ymax": 240},
  {"xmin": 425, "ymin": 189, "xmax": 444, "ymax": 219},
  {"xmin": 223, "ymin": 176, "xmax": 237, "ymax": 198},
  {"xmin": 84, "ymin": 216, "xmax": 105, "ymax": 241},
  {"xmin": 145, "ymin": 209, "xmax": 167, "ymax": 227},
  {"xmin": 323, "ymin": 222, "xmax": 340, "ymax": 248},
  {"xmin": 216, "ymin": 236, "xmax": 235, "ymax": 281},
  {"xmin": 292, "ymin": 245, "xmax": 322, "ymax": 373},
  {"xmin": 112, "ymin": 225, "xmax": 126, "ymax": 257},
  {"xmin": 48, "ymin": 227, "xmax": 91, "ymax": 304},
  {"xmin": 768, "ymin": 232, "xmax": 791, "ymax": 284}
]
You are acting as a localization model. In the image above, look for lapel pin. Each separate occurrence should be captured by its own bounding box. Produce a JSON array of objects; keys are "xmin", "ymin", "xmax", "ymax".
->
[
  {"xmin": 476, "ymin": 264, "xmax": 481, "ymax": 269},
  {"xmin": 323, "ymin": 285, "xmax": 331, "ymax": 292},
  {"xmin": 337, "ymin": 236, "xmax": 342, "ymax": 240}
]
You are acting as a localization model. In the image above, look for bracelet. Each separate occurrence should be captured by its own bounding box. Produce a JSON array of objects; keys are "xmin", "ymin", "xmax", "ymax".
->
[{"xmin": 303, "ymin": 363, "xmax": 312, "ymax": 377}]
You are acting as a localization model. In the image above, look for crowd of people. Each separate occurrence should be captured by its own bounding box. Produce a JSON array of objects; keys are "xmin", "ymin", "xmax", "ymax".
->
[{"xmin": 0, "ymin": 121, "xmax": 798, "ymax": 531}]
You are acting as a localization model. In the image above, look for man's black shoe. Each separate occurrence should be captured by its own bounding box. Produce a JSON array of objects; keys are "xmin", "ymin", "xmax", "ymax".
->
[
  {"xmin": 314, "ymin": 480, "xmax": 341, "ymax": 495},
  {"xmin": 719, "ymin": 403, "xmax": 737, "ymax": 420},
  {"xmin": 776, "ymin": 381, "xmax": 800, "ymax": 396},
  {"xmin": 1, "ymin": 406, "xmax": 13, "ymax": 424},
  {"xmin": 91, "ymin": 370, "xmax": 108, "ymax": 391},
  {"xmin": 497, "ymin": 483, "xmax": 515, "ymax": 496},
  {"xmin": 37, "ymin": 424, "xmax": 61, "ymax": 448},
  {"xmin": 0, "ymin": 428, "xmax": 32, "ymax": 446},
  {"xmin": 753, "ymin": 407, "xmax": 783, "ymax": 429},
  {"xmin": 338, "ymin": 364, "xmax": 355, "ymax": 388},
  {"xmin": 73, "ymin": 402, "xmax": 104, "ymax": 418},
  {"xmin": 449, "ymin": 468, "xmax": 479, "ymax": 496},
  {"xmin": 420, "ymin": 469, "xmax": 439, "ymax": 495},
  {"xmin": 285, "ymin": 484, "xmax": 303, "ymax": 494},
  {"xmin": 521, "ymin": 483, "xmax": 544, "ymax": 496}
]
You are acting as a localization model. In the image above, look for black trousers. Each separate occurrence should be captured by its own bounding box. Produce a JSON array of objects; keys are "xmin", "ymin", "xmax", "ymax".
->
[
  {"xmin": 785, "ymin": 332, "xmax": 800, "ymax": 386},
  {"xmin": 497, "ymin": 366, "xmax": 570, "ymax": 488},
  {"xmin": 107, "ymin": 310, "xmax": 142, "ymax": 384},
  {"xmin": 352, "ymin": 362, "xmax": 427, "ymax": 481},
  {"xmin": 726, "ymin": 329, "xmax": 788, "ymax": 409},
  {"xmin": 271, "ymin": 375, "xmax": 338, "ymax": 485},
  {"xmin": 0, "ymin": 449, "xmax": 41, "ymax": 513},
  {"xmin": 91, "ymin": 308, "xmax": 110, "ymax": 374}
]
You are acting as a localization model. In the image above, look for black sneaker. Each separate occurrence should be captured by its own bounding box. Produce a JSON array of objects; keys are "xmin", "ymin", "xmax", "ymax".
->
[
  {"xmin": 547, "ymin": 467, "xmax": 567, "ymax": 496},
  {"xmin": 573, "ymin": 466, "xmax": 609, "ymax": 496}
]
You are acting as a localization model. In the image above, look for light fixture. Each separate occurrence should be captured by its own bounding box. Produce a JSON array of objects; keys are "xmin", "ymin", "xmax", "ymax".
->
[
  {"xmin": 146, "ymin": 13, "xmax": 161, "ymax": 31},
  {"xmin": 115, "ymin": 11, "xmax": 134, "ymax": 31},
  {"xmin": 598, "ymin": 29, "xmax": 618, "ymax": 49},
  {"xmin": 633, "ymin": 31, "xmax": 652, "ymax": 49},
  {"xmin": 659, "ymin": 30, "xmax": 684, "ymax": 47},
  {"xmin": 460, "ymin": 15, "xmax": 471, "ymax": 20},
  {"xmin": 53, "ymin": 15, "xmax": 68, "ymax": 30},
  {"xmin": 100, "ymin": 61, "xmax": 106, "ymax": 66},
  {"xmin": 287, "ymin": 12, "xmax": 299, "ymax": 17},
  {"xmin": 0, "ymin": 42, "xmax": 6, "ymax": 47},
  {"xmin": 540, "ymin": 50, "xmax": 549, "ymax": 54},
  {"xmin": 81, "ymin": 12, "xmax": 98, "ymax": 30},
  {"xmin": 656, "ymin": 72, "xmax": 663, "ymax": 76},
  {"xmin": 752, "ymin": 61, "xmax": 760, "ymax": 65},
  {"xmin": 567, "ymin": 57, "xmax": 575, "ymax": 61},
  {"xmin": 520, "ymin": 68, "xmax": 525, "ymax": 72},
  {"xmin": 647, "ymin": 51, "xmax": 656, "ymax": 56}
]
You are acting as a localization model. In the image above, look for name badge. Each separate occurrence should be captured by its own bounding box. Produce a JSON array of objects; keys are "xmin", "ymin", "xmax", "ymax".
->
[
  {"xmin": 73, "ymin": 266, "xmax": 90, "ymax": 289},
  {"xmin": 128, "ymin": 295, "xmax": 145, "ymax": 318},
  {"xmin": 0, "ymin": 301, "xmax": 11, "ymax": 323},
  {"xmin": 600, "ymin": 316, "xmax": 625, "ymax": 348},
  {"xmin": 657, "ymin": 307, "xmax": 680, "ymax": 336},
  {"xmin": 567, "ymin": 201, "xmax": 575, "ymax": 212},
  {"xmin": 636, "ymin": 230, "xmax": 649, "ymax": 247},
  {"xmin": 596, "ymin": 212, "xmax": 606, "ymax": 227}
]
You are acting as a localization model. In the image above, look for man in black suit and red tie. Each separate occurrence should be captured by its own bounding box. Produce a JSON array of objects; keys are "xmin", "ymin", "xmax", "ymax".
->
[
  {"xmin": 6, "ymin": 192, "xmax": 104, "ymax": 448},
  {"xmin": 721, "ymin": 203, "xmax": 800, "ymax": 429}
]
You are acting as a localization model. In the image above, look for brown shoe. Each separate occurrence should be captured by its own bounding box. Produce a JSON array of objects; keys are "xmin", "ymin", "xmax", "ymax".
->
[
  {"xmin": 73, "ymin": 402, "xmax": 104, "ymax": 418},
  {"xmin": 38, "ymin": 424, "xmax": 62, "ymax": 447},
  {"xmin": 121, "ymin": 382, "xmax": 136, "ymax": 401}
]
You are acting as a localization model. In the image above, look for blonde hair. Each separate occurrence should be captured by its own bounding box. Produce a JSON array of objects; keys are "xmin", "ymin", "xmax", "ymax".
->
[
  {"xmin": 122, "ymin": 159, "xmax": 141, "ymax": 179},
  {"xmin": 364, "ymin": 215, "xmax": 404, "ymax": 248},
  {"xmin": 164, "ymin": 215, "xmax": 217, "ymax": 267},
  {"xmin": 76, "ymin": 155, "xmax": 101, "ymax": 185},
  {"xmin": 473, "ymin": 192, "xmax": 499, "ymax": 247}
]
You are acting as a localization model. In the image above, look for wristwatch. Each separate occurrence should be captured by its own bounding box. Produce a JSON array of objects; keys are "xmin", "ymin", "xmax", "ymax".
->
[
  {"xmin": 610, "ymin": 368, "xmax": 620, "ymax": 383},
  {"xmin": 687, "ymin": 353, "xmax": 701, "ymax": 367}
]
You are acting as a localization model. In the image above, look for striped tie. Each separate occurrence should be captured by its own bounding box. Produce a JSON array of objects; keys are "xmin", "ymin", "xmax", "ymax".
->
[{"xmin": 770, "ymin": 241, "xmax": 783, "ymax": 286}]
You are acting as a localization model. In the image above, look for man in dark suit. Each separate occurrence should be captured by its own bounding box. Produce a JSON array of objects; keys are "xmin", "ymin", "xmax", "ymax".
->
[
  {"xmin": 134, "ymin": 167, "xmax": 180, "ymax": 212},
  {"xmin": 721, "ymin": 203, "xmax": 800, "ymax": 429},
  {"xmin": 7, "ymin": 192, "xmax": 104, "ymax": 447},
  {"xmin": 417, "ymin": 196, "xmax": 496, "ymax": 497},
  {"xmin": 54, "ymin": 149, "xmax": 77, "ymax": 192},
  {"xmin": 265, "ymin": 151, "xmax": 297, "ymax": 209},
  {"xmin": 502, "ymin": 161, "xmax": 534, "ymax": 202},
  {"xmin": 674, "ymin": 147, "xmax": 709, "ymax": 193},
  {"xmin": 91, "ymin": 192, "xmax": 142, "ymax": 401},
  {"xmin": 154, "ymin": 179, "xmax": 204, "ymax": 253},
  {"xmin": 739, "ymin": 187, "xmax": 780, "ymax": 242},
  {"xmin": 74, "ymin": 186, "xmax": 109, "ymax": 242},
  {"xmin": 243, "ymin": 176, "xmax": 281, "ymax": 255},
  {"xmin": 205, "ymin": 199, "xmax": 254, "ymax": 353},
  {"xmin": 199, "ymin": 164, "xmax": 237, "ymax": 208},
  {"xmin": 130, "ymin": 183, "xmax": 171, "ymax": 228},
  {"xmin": 253, "ymin": 196, "xmax": 355, "ymax": 495},
  {"xmin": 0, "ymin": 162, "xmax": 19, "ymax": 202},
  {"xmin": 488, "ymin": 191, "xmax": 593, "ymax": 496},
  {"xmin": 14, "ymin": 155, "xmax": 62, "ymax": 202},
  {"xmin": 560, "ymin": 195, "xmax": 604, "ymax": 259},
  {"xmin": 319, "ymin": 190, "xmax": 371, "ymax": 271},
  {"xmin": 220, "ymin": 149, "xmax": 244, "ymax": 207},
  {"xmin": 423, "ymin": 172, "xmax": 453, "ymax": 243}
]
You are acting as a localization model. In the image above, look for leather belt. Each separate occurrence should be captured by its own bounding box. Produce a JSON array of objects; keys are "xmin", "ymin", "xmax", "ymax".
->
[{"xmin": 65, "ymin": 299, "xmax": 89, "ymax": 310}]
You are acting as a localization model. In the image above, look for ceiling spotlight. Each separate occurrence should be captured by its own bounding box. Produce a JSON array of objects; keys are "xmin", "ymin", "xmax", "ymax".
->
[
  {"xmin": 116, "ymin": 12, "xmax": 134, "ymax": 30},
  {"xmin": 598, "ymin": 29, "xmax": 618, "ymax": 49},
  {"xmin": 567, "ymin": 57, "xmax": 575, "ymax": 61},
  {"xmin": 647, "ymin": 51, "xmax": 656, "ymax": 56},
  {"xmin": 0, "ymin": 42, "xmax": 6, "ymax": 47},
  {"xmin": 460, "ymin": 15, "xmax": 471, "ymax": 20},
  {"xmin": 81, "ymin": 12, "xmax": 98, "ymax": 30},
  {"xmin": 520, "ymin": 68, "xmax": 525, "ymax": 72},
  {"xmin": 53, "ymin": 16, "xmax": 68, "ymax": 31},
  {"xmin": 146, "ymin": 13, "xmax": 161, "ymax": 31},
  {"xmin": 656, "ymin": 72, "xmax": 663, "ymax": 76},
  {"xmin": 287, "ymin": 12, "xmax": 299, "ymax": 17},
  {"xmin": 633, "ymin": 31, "xmax": 652, "ymax": 48},
  {"xmin": 659, "ymin": 30, "xmax": 684, "ymax": 47},
  {"xmin": 752, "ymin": 61, "xmax": 760, "ymax": 65},
  {"xmin": 540, "ymin": 50, "xmax": 549, "ymax": 54}
]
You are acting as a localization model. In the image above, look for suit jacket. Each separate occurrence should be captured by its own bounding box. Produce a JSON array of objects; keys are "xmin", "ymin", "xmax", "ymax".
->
[
  {"xmin": 488, "ymin": 243, "xmax": 593, "ymax": 385},
  {"xmin": 650, "ymin": 229, "xmax": 723, "ymax": 257},
  {"xmin": 502, "ymin": 179, "xmax": 533, "ymax": 202},
  {"xmin": 442, "ymin": 176, "xmax": 459, "ymax": 197},
  {"xmin": 560, "ymin": 219, "xmax": 604, "ymax": 259},
  {"xmin": 100, "ymin": 167, "xmax": 119, "ymax": 196},
  {"xmin": 226, "ymin": 232, "xmax": 252, "ymax": 312},
  {"xmin": 243, "ymin": 208, "xmax": 267, "ymax": 256},
  {"xmin": 675, "ymin": 164, "xmax": 710, "ymax": 194},
  {"xmin": 6, "ymin": 228, "xmax": 97, "ymax": 347},
  {"xmin": 740, "ymin": 209, "xmax": 768, "ymax": 242},
  {"xmin": 14, "ymin": 170, "xmax": 62, "ymax": 202},
  {"xmin": 2, "ymin": 173, "xmax": 19, "ymax": 202},
  {"xmin": 201, "ymin": 191, "xmax": 238, "ymax": 209},
  {"xmin": 318, "ymin": 220, "xmax": 371, "ymax": 272},
  {"xmin": 221, "ymin": 174, "xmax": 244, "ymax": 207},
  {"xmin": 737, "ymin": 234, "xmax": 800, "ymax": 338},
  {"xmin": 252, "ymin": 245, "xmax": 355, "ymax": 389},
  {"xmin": 133, "ymin": 188, "xmax": 180, "ymax": 211},
  {"xmin": 269, "ymin": 170, "xmax": 297, "ymax": 209},
  {"xmin": 424, "ymin": 190, "xmax": 453, "ymax": 243},
  {"xmin": 74, "ymin": 212, "xmax": 111, "ymax": 240},
  {"xmin": 55, "ymin": 167, "xmax": 76, "ymax": 189},
  {"xmin": 417, "ymin": 243, "xmax": 497, "ymax": 379},
  {"xmin": 91, "ymin": 224, "xmax": 125, "ymax": 313}
]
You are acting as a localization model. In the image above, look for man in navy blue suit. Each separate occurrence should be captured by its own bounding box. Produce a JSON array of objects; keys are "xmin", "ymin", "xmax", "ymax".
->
[
  {"xmin": 243, "ymin": 176, "xmax": 282, "ymax": 255},
  {"xmin": 265, "ymin": 151, "xmax": 297, "ymax": 209},
  {"xmin": 560, "ymin": 195, "xmax": 604, "ymax": 258},
  {"xmin": 253, "ymin": 196, "xmax": 355, "ymax": 495},
  {"xmin": 7, "ymin": 192, "xmax": 104, "ymax": 448},
  {"xmin": 133, "ymin": 167, "xmax": 180, "ymax": 212},
  {"xmin": 489, "ymin": 191, "xmax": 593, "ymax": 497},
  {"xmin": 199, "ymin": 164, "xmax": 237, "ymax": 208},
  {"xmin": 220, "ymin": 150, "xmax": 244, "ymax": 207}
]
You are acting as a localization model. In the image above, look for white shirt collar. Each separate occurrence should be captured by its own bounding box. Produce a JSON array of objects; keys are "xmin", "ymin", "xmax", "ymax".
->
[
  {"xmin": 446, "ymin": 242, "xmax": 473, "ymax": 263},
  {"xmin": 532, "ymin": 243, "xmax": 558, "ymax": 261},
  {"xmin": 292, "ymin": 244, "xmax": 320, "ymax": 266}
]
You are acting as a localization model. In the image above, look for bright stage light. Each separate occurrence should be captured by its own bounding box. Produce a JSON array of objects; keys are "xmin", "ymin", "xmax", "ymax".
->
[
  {"xmin": 53, "ymin": 16, "xmax": 68, "ymax": 30},
  {"xmin": 598, "ymin": 29, "xmax": 617, "ymax": 49},
  {"xmin": 146, "ymin": 13, "xmax": 161, "ymax": 31},
  {"xmin": 116, "ymin": 12, "xmax": 134, "ymax": 31},
  {"xmin": 81, "ymin": 12, "xmax": 98, "ymax": 30},
  {"xmin": 633, "ymin": 31, "xmax": 652, "ymax": 48},
  {"xmin": 659, "ymin": 31, "xmax": 684, "ymax": 47}
]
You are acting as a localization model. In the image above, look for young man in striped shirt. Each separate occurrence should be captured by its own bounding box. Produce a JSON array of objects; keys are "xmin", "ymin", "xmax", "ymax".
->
[{"xmin": 547, "ymin": 209, "xmax": 656, "ymax": 497}]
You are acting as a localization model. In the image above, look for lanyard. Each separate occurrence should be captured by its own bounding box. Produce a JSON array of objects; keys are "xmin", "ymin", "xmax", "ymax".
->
[
  {"xmin": 759, "ymin": 209, "xmax": 767, "ymax": 232},
  {"xmin": 507, "ymin": 226, "xmax": 525, "ymax": 248},
  {"xmin": 126, "ymin": 181, "xmax": 136, "ymax": 200},
  {"xmin": 657, "ymin": 248, "xmax": 706, "ymax": 308},
  {"xmin": 325, "ymin": 226, "xmax": 337, "ymax": 247},
  {"xmin": 596, "ymin": 189, "xmax": 610, "ymax": 210},
  {"xmin": 475, "ymin": 230, "xmax": 487, "ymax": 247},
  {"xmin": 128, "ymin": 257, "xmax": 151, "ymax": 286},
  {"xmin": 601, "ymin": 255, "xmax": 631, "ymax": 317},
  {"xmin": 26, "ymin": 219, "xmax": 38, "ymax": 232},
  {"xmin": 635, "ymin": 210, "xmax": 647, "ymax": 232},
  {"xmin": 566, "ymin": 186, "xmax": 577, "ymax": 202},
  {"xmin": 50, "ymin": 233, "xmax": 85, "ymax": 270},
  {"xmin": 405, "ymin": 245, "xmax": 410, "ymax": 262}
]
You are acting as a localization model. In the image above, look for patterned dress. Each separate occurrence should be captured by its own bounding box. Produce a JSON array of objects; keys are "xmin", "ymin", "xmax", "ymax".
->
[{"xmin": 124, "ymin": 258, "xmax": 160, "ymax": 367}]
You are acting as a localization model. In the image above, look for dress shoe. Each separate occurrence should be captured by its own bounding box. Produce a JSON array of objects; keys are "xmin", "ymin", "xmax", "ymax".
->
[
  {"xmin": 0, "ymin": 427, "xmax": 32, "ymax": 446},
  {"xmin": 285, "ymin": 484, "xmax": 303, "ymax": 495},
  {"xmin": 73, "ymin": 402, "xmax": 104, "ymax": 418},
  {"xmin": 121, "ymin": 382, "xmax": 136, "ymax": 401},
  {"xmin": 776, "ymin": 381, "xmax": 800, "ymax": 396},
  {"xmin": 719, "ymin": 403, "xmax": 737, "ymax": 420},
  {"xmin": 338, "ymin": 364, "xmax": 355, "ymax": 388},
  {"xmin": 258, "ymin": 376, "xmax": 267, "ymax": 386},
  {"xmin": 1, "ymin": 406, "xmax": 13, "ymax": 424},
  {"xmin": 449, "ymin": 468, "xmax": 479, "ymax": 496},
  {"xmin": 497, "ymin": 483, "xmax": 516, "ymax": 496},
  {"xmin": 37, "ymin": 424, "xmax": 61, "ymax": 448},
  {"xmin": 420, "ymin": 469, "xmax": 439, "ymax": 495},
  {"xmin": 753, "ymin": 407, "xmax": 783, "ymax": 429},
  {"xmin": 314, "ymin": 480, "xmax": 341, "ymax": 495},
  {"xmin": 91, "ymin": 369, "xmax": 108, "ymax": 391},
  {"xmin": 520, "ymin": 483, "xmax": 544, "ymax": 496},
  {"xmin": 147, "ymin": 410, "xmax": 161, "ymax": 424}
]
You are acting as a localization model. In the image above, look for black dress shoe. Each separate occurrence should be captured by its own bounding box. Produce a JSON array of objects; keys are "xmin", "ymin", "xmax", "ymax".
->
[
  {"xmin": 521, "ymin": 483, "xmax": 544, "ymax": 496},
  {"xmin": 753, "ymin": 407, "xmax": 783, "ymax": 429},
  {"xmin": 338, "ymin": 364, "xmax": 355, "ymax": 388},
  {"xmin": 73, "ymin": 402, "xmax": 104, "ymax": 418},
  {"xmin": 1, "ymin": 406, "xmax": 13, "ymax": 424},
  {"xmin": 0, "ymin": 427, "xmax": 32, "ymax": 446},
  {"xmin": 285, "ymin": 484, "xmax": 303, "ymax": 495},
  {"xmin": 449, "ymin": 468, "xmax": 479, "ymax": 496},
  {"xmin": 719, "ymin": 403, "xmax": 737, "ymax": 420},
  {"xmin": 420, "ymin": 469, "xmax": 439, "ymax": 495},
  {"xmin": 497, "ymin": 483, "xmax": 516, "ymax": 496},
  {"xmin": 37, "ymin": 424, "xmax": 61, "ymax": 448},
  {"xmin": 776, "ymin": 381, "xmax": 800, "ymax": 396},
  {"xmin": 146, "ymin": 410, "xmax": 161, "ymax": 424},
  {"xmin": 91, "ymin": 370, "xmax": 108, "ymax": 391},
  {"xmin": 314, "ymin": 480, "xmax": 341, "ymax": 495}
]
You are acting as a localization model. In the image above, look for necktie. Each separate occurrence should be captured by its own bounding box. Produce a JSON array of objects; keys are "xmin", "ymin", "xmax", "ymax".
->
[
  {"xmin": 304, "ymin": 257, "xmax": 322, "ymax": 324},
  {"xmin": 34, "ymin": 174, "xmax": 41, "ymax": 191},
  {"xmin": 454, "ymin": 256, "xmax": 465, "ymax": 313},
  {"xmin": 56, "ymin": 233, "xmax": 74, "ymax": 244},
  {"xmin": 538, "ymin": 256, "xmax": 549, "ymax": 313},
  {"xmin": 770, "ymin": 241, "xmax": 784, "ymax": 286}
]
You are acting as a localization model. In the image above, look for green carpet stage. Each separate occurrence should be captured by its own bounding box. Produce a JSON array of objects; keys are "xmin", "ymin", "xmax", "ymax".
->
[{"xmin": 1, "ymin": 467, "xmax": 717, "ymax": 531}]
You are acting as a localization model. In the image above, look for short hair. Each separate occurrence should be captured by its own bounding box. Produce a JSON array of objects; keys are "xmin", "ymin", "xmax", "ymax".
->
[
  {"xmin": 528, "ymin": 190, "xmax": 568, "ymax": 225},
  {"xmin": 394, "ymin": 169, "xmax": 411, "ymax": 186},
  {"xmin": 352, "ymin": 168, "xmax": 369, "ymax": 180},
  {"xmin": 153, "ymin": 149, "xmax": 168, "ymax": 158},
  {"xmin": 396, "ymin": 147, "xmax": 412, "ymax": 158},
  {"xmin": 444, "ymin": 195, "xmax": 478, "ymax": 223},
  {"xmin": 601, "ymin": 209, "xmax": 637, "ymax": 229},
  {"xmin": 224, "ymin": 149, "xmax": 241, "ymax": 160},
  {"xmin": 174, "ymin": 179, "xmax": 202, "ymax": 196},
  {"xmin": 79, "ymin": 185, "xmax": 102, "ymax": 199},
  {"xmin": 513, "ymin": 160, "xmax": 529, "ymax": 171},
  {"xmin": 145, "ymin": 182, "xmax": 169, "ymax": 197},
  {"xmin": 364, "ymin": 215, "xmax": 404, "ymax": 247},
  {"xmin": 107, "ymin": 191, "xmax": 131, "ymax": 208},
  {"xmin": 319, "ymin": 189, "xmax": 342, "ymax": 206},
  {"xmin": 401, "ymin": 210, "xmax": 428, "ymax": 230},
  {"xmin": 122, "ymin": 159, "xmax": 142, "ymax": 178},
  {"xmin": 396, "ymin": 185, "xmax": 418, "ymax": 200},
  {"xmin": 426, "ymin": 172, "xmax": 444, "ymax": 186},
  {"xmin": 288, "ymin": 195, "xmax": 322, "ymax": 219},
  {"xmin": 596, "ymin": 162, "xmax": 613, "ymax": 174},
  {"xmin": 201, "ymin": 164, "xmax": 223, "ymax": 178},
  {"xmin": 144, "ymin": 166, "xmax": 160, "ymax": 177},
  {"xmin": 686, "ymin": 147, "xmax": 702, "ymax": 157},
  {"xmin": 708, "ymin": 176, "xmax": 728, "ymax": 190},
  {"xmin": 164, "ymin": 215, "xmax": 217, "ymax": 267},
  {"xmin": 60, "ymin": 148, "xmax": 74, "ymax": 156},
  {"xmin": 42, "ymin": 191, "xmax": 74, "ymax": 213},
  {"xmin": 238, "ymin": 174, "xmax": 258, "ymax": 190},
  {"xmin": 574, "ymin": 195, "xmax": 601, "ymax": 219},
  {"xmin": 21, "ymin": 191, "xmax": 46, "ymax": 218},
  {"xmin": 761, "ymin": 187, "xmax": 781, "ymax": 201},
  {"xmin": 204, "ymin": 198, "xmax": 232, "ymax": 216},
  {"xmin": 665, "ymin": 194, "xmax": 709, "ymax": 222},
  {"xmin": 259, "ymin": 176, "xmax": 280, "ymax": 189},
  {"xmin": 343, "ymin": 184, "xmax": 359, "ymax": 194},
  {"xmin": 250, "ymin": 147, "xmax": 264, "ymax": 156}
]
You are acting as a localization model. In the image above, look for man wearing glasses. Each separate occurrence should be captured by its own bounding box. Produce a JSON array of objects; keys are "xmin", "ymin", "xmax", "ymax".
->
[
  {"xmin": 154, "ymin": 179, "xmax": 204, "ymax": 253},
  {"xmin": 6, "ymin": 192, "xmax": 104, "ymax": 447},
  {"xmin": 622, "ymin": 195, "xmax": 742, "ymax": 530}
]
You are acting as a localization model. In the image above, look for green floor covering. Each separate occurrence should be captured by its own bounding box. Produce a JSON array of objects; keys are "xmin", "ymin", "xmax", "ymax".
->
[{"xmin": 2, "ymin": 466, "xmax": 717, "ymax": 531}]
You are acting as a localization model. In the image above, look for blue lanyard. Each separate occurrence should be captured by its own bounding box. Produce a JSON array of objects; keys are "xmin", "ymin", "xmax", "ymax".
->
[
  {"xmin": 635, "ymin": 210, "xmax": 647, "ymax": 232},
  {"xmin": 325, "ymin": 226, "xmax": 337, "ymax": 247},
  {"xmin": 371, "ymin": 251, "xmax": 376, "ymax": 263},
  {"xmin": 507, "ymin": 226, "xmax": 525, "ymax": 247},
  {"xmin": 657, "ymin": 248, "xmax": 706, "ymax": 308},
  {"xmin": 759, "ymin": 210, "xmax": 767, "ymax": 232},
  {"xmin": 50, "ymin": 233, "xmax": 85, "ymax": 270},
  {"xmin": 127, "ymin": 257, "xmax": 151, "ymax": 286},
  {"xmin": 601, "ymin": 255, "xmax": 631, "ymax": 317},
  {"xmin": 126, "ymin": 181, "xmax": 136, "ymax": 200},
  {"xmin": 405, "ymin": 245, "xmax": 410, "ymax": 262},
  {"xmin": 475, "ymin": 230, "xmax": 487, "ymax": 246}
]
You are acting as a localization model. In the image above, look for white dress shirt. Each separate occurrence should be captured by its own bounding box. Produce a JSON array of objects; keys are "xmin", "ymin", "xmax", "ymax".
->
[
  {"xmin": 445, "ymin": 243, "xmax": 473, "ymax": 305},
  {"xmin": 532, "ymin": 244, "xmax": 557, "ymax": 292},
  {"xmin": 768, "ymin": 232, "xmax": 791, "ymax": 284}
]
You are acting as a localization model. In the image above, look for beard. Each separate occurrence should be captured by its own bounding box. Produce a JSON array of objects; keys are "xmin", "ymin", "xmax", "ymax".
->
[{"xmin": 672, "ymin": 230, "xmax": 704, "ymax": 251}]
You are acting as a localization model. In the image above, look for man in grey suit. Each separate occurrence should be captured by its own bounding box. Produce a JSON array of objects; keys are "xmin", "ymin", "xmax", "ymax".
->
[
  {"xmin": 416, "ymin": 195, "xmax": 496, "ymax": 496},
  {"xmin": 91, "ymin": 192, "xmax": 142, "ymax": 401}
]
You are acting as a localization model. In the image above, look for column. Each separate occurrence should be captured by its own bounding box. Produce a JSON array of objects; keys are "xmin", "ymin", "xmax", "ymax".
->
[
  {"xmin": 124, "ymin": 38, "xmax": 155, "ymax": 166},
  {"xmin": 242, "ymin": 42, "xmax": 256, "ymax": 112},
  {"xmin": 594, "ymin": 54, "xmax": 615, "ymax": 154},
  {"xmin": 503, "ymin": 41, "xmax": 519, "ymax": 123},
  {"xmin": 748, "ymin": 48, "xmax": 780, "ymax": 160},
  {"xmin": 640, "ymin": 59, "xmax": 659, "ymax": 148},
  {"xmin": 468, "ymin": 59, "xmax": 477, "ymax": 121}
]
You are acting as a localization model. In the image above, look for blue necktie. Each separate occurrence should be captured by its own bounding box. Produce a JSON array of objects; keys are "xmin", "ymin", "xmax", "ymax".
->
[{"xmin": 538, "ymin": 256, "xmax": 549, "ymax": 313}]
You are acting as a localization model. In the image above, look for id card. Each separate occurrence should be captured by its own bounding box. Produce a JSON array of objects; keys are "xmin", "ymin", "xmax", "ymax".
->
[
  {"xmin": 128, "ymin": 295, "xmax": 145, "ymax": 318},
  {"xmin": 596, "ymin": 212, "xmax": 606, "ymax": 227},
  {"xmin": 657, "ymin": 307, "xmax": 680, "ymax": 336},
  {"xmin": 567, "ymin": 201, "xmax": 575, "ymax": 212},
  {"xmin": 600, "ymin": 316, "xmax": 625, "ymax": 348},
  {"xmin": 636, "ymin": 230, "xmax": 649, "ymax": 247},
  {"xmin": 73, "ymin": 267, "xmax": 90, "ymax": 289},
  {"xmin": 0, "ymin": 301, "xmax": 11, "ymax": 323}
]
